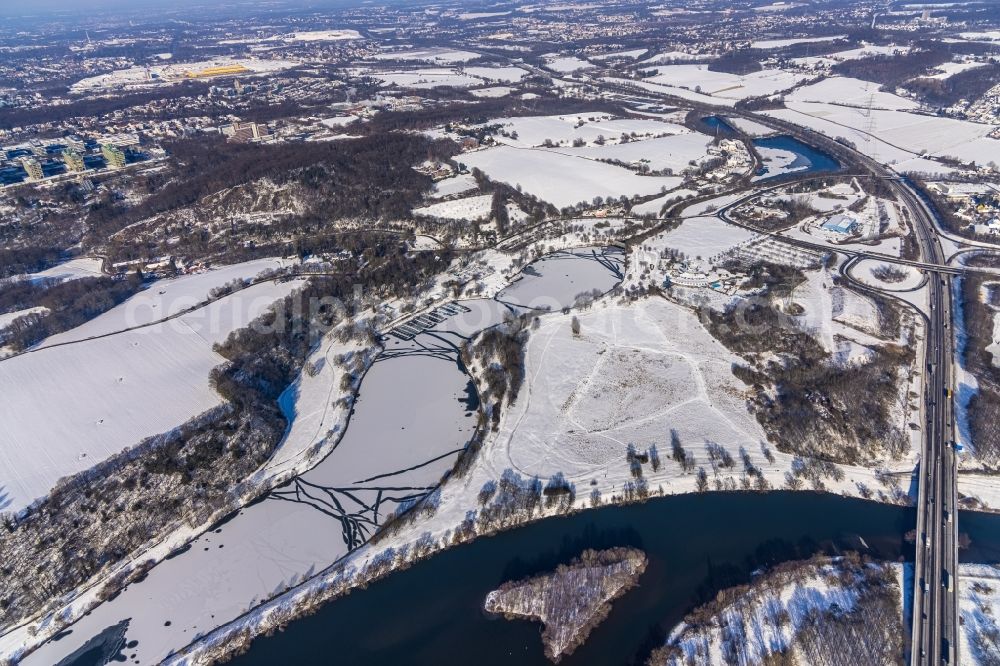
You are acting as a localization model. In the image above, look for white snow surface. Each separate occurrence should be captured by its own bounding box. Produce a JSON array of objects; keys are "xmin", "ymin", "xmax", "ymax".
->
[
  {"xmin": 659, "ymin": 215, "xmax": 759, "ymax": 265},
  {"xmin": 470, "ymin": 86, "xmax": 514, "ymax": 98},
  {"xmin": 959, "ymin": 563, "xmax": 1000, "ymax": 665},
  {"xmin": 0, "ymin": 266, "xmax": 301, "ymax": 513},
  {"xmin": 414, "ymin": 194, "xmax": 494, "ymax": 221},
  {"xmin": 0, "ymin": 307, "xmax": 48, "ymax": 334},
  {"xmin": 751, "ymin": 35, "xmax": 846, "ymax": 49},
  {"xmin": 458, "ymin": 146, "xmax": 683, "ymax": 209},
  {"xmin": 590, "ymin": 48, "xmax": 648, "ymax": 61},
  {"xmin": 555, "ymin": 133, "xmax": 714, "ymax": 173},
  {"xmin": 488, "ymin": 112, "xmax": 687, "ymax": 149},
  {"xmin": 19, "ymin": 257, "xmax": 104, "ymax": 283},
  {"xmin": 462, "ymin": 65, "xmax": 528, "ymax": 82},
  {"xmin": 482, "ymin": 300, "xmax": 767, "ymax": 491},
  {"xmin": 39, "ymin": 258, "xmax": 292, "ymax": 346},
  {"xmin": 643, "ymin": 65, "xmax": 807, "ymax": 100},
  {"xmin": 372, "ymin": 48, "xmax": 480, "ymax": 64},
  {"xmin": 431, "ymin": 173, "xmax": 479, "ymax": 197},
  {"xmin": 373, "ymin": 69, "xmax": 483, "ymax": 88},
  {"xmin": 786, "ymin": 76, "xmax": 920, "ymax": 110},
  {"xmin": 542, "ymin": 54, "xmax": 595, "ymax": 73}
]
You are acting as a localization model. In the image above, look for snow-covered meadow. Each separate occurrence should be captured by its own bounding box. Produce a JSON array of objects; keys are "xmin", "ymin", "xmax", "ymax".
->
[
  {"xmin": 0, "ymin": 260, "xmax": 300, "ymax": 513},
  {"xmin": 487, "ymin": 112, "xmax": 689, "ymax": 148},
  {"xmin": 641, "ymin": 65, "xmax": 807, "ymax": 100},
  {"xmin": 458, "ymin": 146, "xmax": 683, "ymax": 209},
  {"xmin": 19, "ymin": 257, "xmax": 104, "ymax": 283},
  {"xmin": 371, "ymin": 47, "xmax": 480, "ymax": 64},
  {"xmin": 557, "ymin": 133, "xmax": 714, "ymax": 174},
  {"xmin": 414, "ymin": 193, "xmax": 494, "ymax": 221}
]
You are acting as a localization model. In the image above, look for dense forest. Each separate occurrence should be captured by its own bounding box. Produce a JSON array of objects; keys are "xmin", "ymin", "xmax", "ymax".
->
[
  {"xmin": 90, "ymin": 131, "xmax": 454, "ymax": 264},
  {"xmin": 828, "ymin": 44, "xmax": 1000, "ymax": 107},
  {"xmin": 831, "ymin": 45, "xmax": 952, "ymax": 89},
  {"xmin": 906, "ymin": 62, "xmax": 1000, "ymax": 108},
  {"xmin": 960, "ymin": 275, "xmax": 1000, "ymax": 471},
  {"xmin": 0, "ymin": 247, "xmax": 66, "ymax": 279},
  {"xmin": 702, "ymin": 265, "xmax": 911, "ymax": 465}
]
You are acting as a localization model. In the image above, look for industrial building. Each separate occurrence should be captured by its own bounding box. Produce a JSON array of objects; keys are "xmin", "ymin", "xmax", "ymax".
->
[
  {"xmin": 185, "ymin": 64, "xmax": 250, "ymax": 79},
  {"xmin": 821, "ymin": 213, "xmax": 860, "ymax": 235}
]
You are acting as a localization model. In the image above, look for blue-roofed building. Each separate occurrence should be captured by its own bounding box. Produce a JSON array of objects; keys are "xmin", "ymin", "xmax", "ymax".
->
[{"xmin": 821, "ymin": 213, "xmax": 859, "ymax": 235}]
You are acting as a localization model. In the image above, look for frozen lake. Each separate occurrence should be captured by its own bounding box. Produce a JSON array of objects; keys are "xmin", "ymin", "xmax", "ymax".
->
[
  {"xmin": 496, "ymin": 246, "xmax": 625, "ymax": 311},
  {"xmin": 20, "ymin": 250, "xmax": 626, "ymax": 666},
  {"xmin": 752, "ymin": 135, "xmax": 840, "ymax": 181},
  {"xmin": 23, "ymin": 301, "xmax": 508, "ymax": 666}
]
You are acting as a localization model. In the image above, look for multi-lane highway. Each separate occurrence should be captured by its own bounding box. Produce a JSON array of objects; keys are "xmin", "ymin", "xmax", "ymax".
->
[
  {"xmin": 593, "ymin": 78, "xmax": 963, "ymax": 663},
  {"xmin": 899, "ymin": 183, "xmax": 960, "ymax": 666}
]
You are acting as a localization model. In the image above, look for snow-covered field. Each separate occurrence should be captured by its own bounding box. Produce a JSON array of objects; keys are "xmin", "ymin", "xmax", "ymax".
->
[
  {"xmin": 789, "ymin": 267, "xmax": 886, "ymax": 362},
  {"xmin": 923, "ymin": 60, "xmax": 987, "ymax": 80},
  {"xmin": 0, "ymin": 262, "xmax": 300, "ymax": 513},
  {"xmin": 751, "ymin": 35, "xmax": 846, "ymax": 49},
  {"xmin": 640, "ymin": 50, "xmax": 713, "ymax": 65},
  {"xmin": 488, "ymin": 300, "xmax": 767, "ymax": 486},
  {"xmin": 413, "ymin": 194, "xmax": 494, "ymax": 221},
  {"xmin": 827, "ymin": 44, "xmax": 912, "ymax": 61},
  {"xmin": 590, "ymin": 48, "xmax": 647, "ymax": 61},
  {"xmin": 959, "ymin": 564, "xmax": 1000, "ymax": 665},
  {"xmin": 39, "ymin": 258, "xmax": 291, "ymax": 345},
  {"xmin": 642, "ymin": 65, "xmax": 807, "ymax": 100},
  {"xmin": 462, "ymin": 65, "xmax": 528, "ymax": 82},
  {"xmin": 372, "ymin": 48, "xmax": 480, "ymax": 63},
  {"xmin": 789, "ymin": 44, "xmax": 911, "ymax": 69},
  {"xmin": 542, "ymin": 54, "xmax": 594, "ymax": 73},
  {"xmin": 431, "ymin": 173, "xmax": 479, "ymax": 198},
  {"xmin": 556, "ymin": 133, "xmax": 714, "ymax": 173},
  {"xmin": 280, "ymin": 29, "xmax": 361, "ymax": 42},
  {"xmin": 958, "ymin": 31, "xmax": 1000, "ymax": 43},
  {"xmin": 373, "ymin": 68, "xmax": 483, "ymax": 88},
  {"xmin": 786, "ymin": 76, "xmax": 920, "ymax": 110},
  {"xmin": 320, "ymin": 116, "xmax": 357, "ymax": 128},
  {"xmin": 607, "ymin": 76, "xmax": 739, "ymax": 108},
  {"xmin": 657, "ymin": 215, "xmax": 759, "ymax": 267},
  {"xmin": 0, "ymin": 307, "xmax": 48, "ymax": 331},
  {"xmin": 470, "ymin": 86, "xmax": 513, "ymax": 97},
  {"xmin": 457, "ymin": 146, "xmax": 683, "ymax": 209},
  {"xmin": 487, "ymin": 112, "xmax": 688, "ymax": 148},
  {"xmin": 19, "ymin": 257, "xmax": 103, "ymax": 283}
]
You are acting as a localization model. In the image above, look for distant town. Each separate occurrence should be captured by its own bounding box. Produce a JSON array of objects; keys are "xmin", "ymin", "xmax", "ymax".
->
[{"xmin": 2, "ymin": 0, "xmax": 1000, "ymax": 664}]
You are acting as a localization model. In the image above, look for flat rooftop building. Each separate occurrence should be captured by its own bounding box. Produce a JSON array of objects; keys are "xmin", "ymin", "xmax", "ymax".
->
[{"xmin": 821, "ymin": 213, "xmax": 859, "ymax": 235}]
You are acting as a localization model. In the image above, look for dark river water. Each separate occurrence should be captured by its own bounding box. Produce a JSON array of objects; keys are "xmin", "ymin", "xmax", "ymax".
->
[{"xmin": 227, "ymin": 492, "xmax": 1000, "ymax": 666}]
